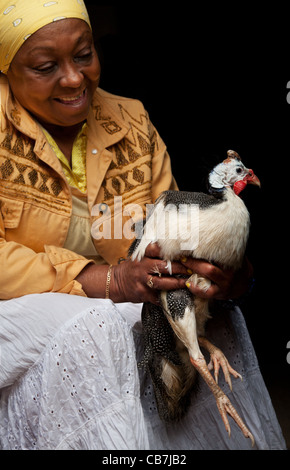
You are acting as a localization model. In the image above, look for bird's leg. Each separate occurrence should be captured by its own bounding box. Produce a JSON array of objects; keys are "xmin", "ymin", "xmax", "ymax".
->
[
  {"xmin": 189, "ymin": 355, "xmax": 255, "ymax": 447},
  {"xmin": 198, "ymin": 336, "xmax": 242, "ymax": 391},
  {"xmin": 160, "ymin": 290, "xmax": 254, "ymax": 446}
]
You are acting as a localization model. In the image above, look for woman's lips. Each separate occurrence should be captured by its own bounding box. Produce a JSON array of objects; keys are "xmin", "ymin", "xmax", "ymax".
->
[{"xmin": 54, "ymin": 89, "xmax": 87, "ymax": 106}]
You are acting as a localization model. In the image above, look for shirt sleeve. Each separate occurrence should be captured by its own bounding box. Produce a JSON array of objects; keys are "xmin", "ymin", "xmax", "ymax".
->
[{"xmin": 0, "ymin": 234, "xmax": 93, "ymax": 300}]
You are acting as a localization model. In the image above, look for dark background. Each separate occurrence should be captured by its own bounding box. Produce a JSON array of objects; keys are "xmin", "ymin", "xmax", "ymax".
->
[{"xmin": 85, "ymin": 4, "xmax": 290, "ymax": 443}]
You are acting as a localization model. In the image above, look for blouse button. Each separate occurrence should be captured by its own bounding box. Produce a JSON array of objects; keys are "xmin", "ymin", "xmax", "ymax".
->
[{"xmin": 92, "ymin": 149, "xmax": 98, "ymax": 155}]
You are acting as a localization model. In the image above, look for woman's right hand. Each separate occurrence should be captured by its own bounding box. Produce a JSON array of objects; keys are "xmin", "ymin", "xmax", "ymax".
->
[{"xmin": 111, "ymin": 243, "xmax": 188, "ymax": 304}]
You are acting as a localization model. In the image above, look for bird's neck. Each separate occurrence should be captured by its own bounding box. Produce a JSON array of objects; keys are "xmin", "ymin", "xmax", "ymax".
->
[{"xmin": 195, "ymin": 188, "xmax": 250, "ymax": 269}]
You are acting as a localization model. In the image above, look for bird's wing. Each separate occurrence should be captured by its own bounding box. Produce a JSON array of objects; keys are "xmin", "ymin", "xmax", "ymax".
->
[
  {"xmin": 130, "ymin": 190, "xmax": 224, "ymax": 262},
  {"xmin": 158, "ymin": 190, "xmax": 224, "ymax": 210}
]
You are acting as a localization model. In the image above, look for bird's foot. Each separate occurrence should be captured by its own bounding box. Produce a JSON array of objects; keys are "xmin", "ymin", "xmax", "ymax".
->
[
  {"xmin": 215, "ymin": 389, "xmax": 255, "ymax": 447},
  {"xmin": 198, "ymin": 337, "xmax": 242, "ymax": 391},
  {"xmin": 190, "ymin": 356, "xmax": 255, "ymax": 447}
]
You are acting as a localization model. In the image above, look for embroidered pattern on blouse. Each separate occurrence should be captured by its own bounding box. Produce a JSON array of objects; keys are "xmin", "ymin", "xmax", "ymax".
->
[
  {"xmin": 98, "ymin": 103, "xmax": 157, "ymax": 204},
  {"xmin": 0, "ymin": 129, "xmax": 68, "ymax": 212}
]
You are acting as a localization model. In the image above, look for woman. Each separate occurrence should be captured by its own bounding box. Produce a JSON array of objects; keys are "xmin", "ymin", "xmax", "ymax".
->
[{"xmin": 0, "ymin": 0, "xmax": 286, "ymax": 450}]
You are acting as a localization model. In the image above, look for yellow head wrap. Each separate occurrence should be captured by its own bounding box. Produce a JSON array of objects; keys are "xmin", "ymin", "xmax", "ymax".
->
[{"xmin": 0, "ymin": 0, "xmax": 91, "ymax": 74}]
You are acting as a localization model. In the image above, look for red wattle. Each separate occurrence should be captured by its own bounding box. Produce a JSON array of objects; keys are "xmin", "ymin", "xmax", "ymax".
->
[{"xmin": 233, "ymin": 180, "xmax": 247, "ymax": 196}]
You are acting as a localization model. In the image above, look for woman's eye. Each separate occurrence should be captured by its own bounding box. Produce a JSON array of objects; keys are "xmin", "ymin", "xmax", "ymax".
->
[
  {"xmin": 33, "ymin": 63, "xmax": 55, "ymax": 73},
  {"xmin": 76, "ymin": 51, "xmax": 93, "ymax": 62}
]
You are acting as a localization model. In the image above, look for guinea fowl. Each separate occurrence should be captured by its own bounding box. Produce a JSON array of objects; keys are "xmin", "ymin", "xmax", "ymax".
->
[{"xmin": 131, "ymin": 150, "xmax": 260, "ymax": 447}]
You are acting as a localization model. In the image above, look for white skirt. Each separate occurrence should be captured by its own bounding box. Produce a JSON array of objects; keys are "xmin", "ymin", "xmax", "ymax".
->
[{"xmin": 0, "ymin": 293, "xmax": 286, "ymax": 450}]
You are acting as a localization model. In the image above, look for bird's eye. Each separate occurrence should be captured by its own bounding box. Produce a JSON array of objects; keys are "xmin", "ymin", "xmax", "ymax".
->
[{"xmin": 236, "ymin": 168, "xmax": 242, "ymax": 174}]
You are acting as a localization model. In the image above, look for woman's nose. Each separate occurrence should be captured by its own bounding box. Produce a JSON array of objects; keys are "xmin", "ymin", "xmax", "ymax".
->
[{"xmin": 59, "ymin": 62, "xmax": 83, "ymax": 88}]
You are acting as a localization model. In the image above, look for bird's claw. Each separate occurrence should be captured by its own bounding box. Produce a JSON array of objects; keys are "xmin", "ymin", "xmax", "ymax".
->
[
  {"xmin": 198, "ymin": 337, "xmax": 242, "ymax": 391},
  {"xmin": 208, "ymin": 351, "xmax": 254, "ymax": 445},
  {"xmin": 216, "ymin": 392, "xmax": 255, "ymax": 447},
  {"xmin": 190, "ymin": 354, "xmax": 255, "ymax": 447},
  {"xmin": 207, "ymin": 348, "xmax": 243, "ymax": 391}
]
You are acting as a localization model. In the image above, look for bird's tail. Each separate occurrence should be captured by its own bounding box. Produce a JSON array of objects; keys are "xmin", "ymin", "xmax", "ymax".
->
[{"xmin": 149, "ymin": 349, "xmax": 197, "ymax": 423}]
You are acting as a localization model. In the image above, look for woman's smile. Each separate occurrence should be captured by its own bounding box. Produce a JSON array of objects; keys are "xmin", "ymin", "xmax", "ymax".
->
[{"xmin": 54, "ymin": 88, "xmax": 87, "ymax": 107}]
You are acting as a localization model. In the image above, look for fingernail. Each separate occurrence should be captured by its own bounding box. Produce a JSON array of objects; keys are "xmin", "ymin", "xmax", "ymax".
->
[{"xmin": 181, "ymin": 257, "xmax": 187, "ymax": 263}]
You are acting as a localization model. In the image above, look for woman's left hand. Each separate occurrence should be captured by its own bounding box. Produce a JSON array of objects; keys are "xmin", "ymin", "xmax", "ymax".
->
[{"xmin": 180, "ymin": 256, "xmax": 254, "ymax": 301}]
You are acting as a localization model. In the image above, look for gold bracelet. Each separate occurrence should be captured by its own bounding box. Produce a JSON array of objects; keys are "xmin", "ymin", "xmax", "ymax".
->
[{"xmin": 105, "ymin": 265, "xmax": 113, "ymax": 299}]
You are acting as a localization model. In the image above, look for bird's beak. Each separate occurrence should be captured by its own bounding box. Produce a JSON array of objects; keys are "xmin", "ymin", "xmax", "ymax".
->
[{"xmin": 245, "ymin": 170, "xmax": 261, "ymax": 188}]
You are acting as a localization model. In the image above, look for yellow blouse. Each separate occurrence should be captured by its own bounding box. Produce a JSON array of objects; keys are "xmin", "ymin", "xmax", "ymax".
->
[
  {"xmin": 42, "ymin": 123, "xmax": 88, "ymax": 193},
  {"xmin": 63, "ymin": 191, "xmax": 106, "ymax": 265},
  {"xmin": 42, "ymin": 123, "xmax": 103, "ymax": 263}
]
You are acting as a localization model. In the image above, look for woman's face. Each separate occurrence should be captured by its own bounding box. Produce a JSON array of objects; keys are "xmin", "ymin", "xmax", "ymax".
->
[{"xmin": 7, "ymin": 19, "xmax": 101, "ymax": 129}]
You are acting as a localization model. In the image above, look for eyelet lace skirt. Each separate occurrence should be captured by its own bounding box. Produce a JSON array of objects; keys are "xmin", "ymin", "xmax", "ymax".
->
[{"xmin": 0, "ymin": 293, "xmax": 286, "ymax": 450}]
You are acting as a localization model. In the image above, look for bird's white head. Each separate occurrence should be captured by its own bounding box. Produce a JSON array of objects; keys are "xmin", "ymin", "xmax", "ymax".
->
[{"xmin": 208, "ymin": 150, "xmax": 261, "ymax": 196}]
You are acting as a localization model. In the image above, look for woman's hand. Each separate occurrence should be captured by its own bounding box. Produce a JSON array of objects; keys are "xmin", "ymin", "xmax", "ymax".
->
[
  {"xmin": 180, "ymin": 256, "xmax": 254, "ymax": 301},
  {"xmin": 111, "ymin": 243, "xmax": 188, "ymax": 304}
]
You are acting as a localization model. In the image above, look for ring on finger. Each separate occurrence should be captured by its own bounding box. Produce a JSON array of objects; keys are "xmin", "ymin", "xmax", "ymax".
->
[
  {"xmin": 147, "ymin": 276, "xmax": 154, "ymax": 289},
  {"xmin": 152, "ymin": 264, "xmax": 162, "ymax": 277}
]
